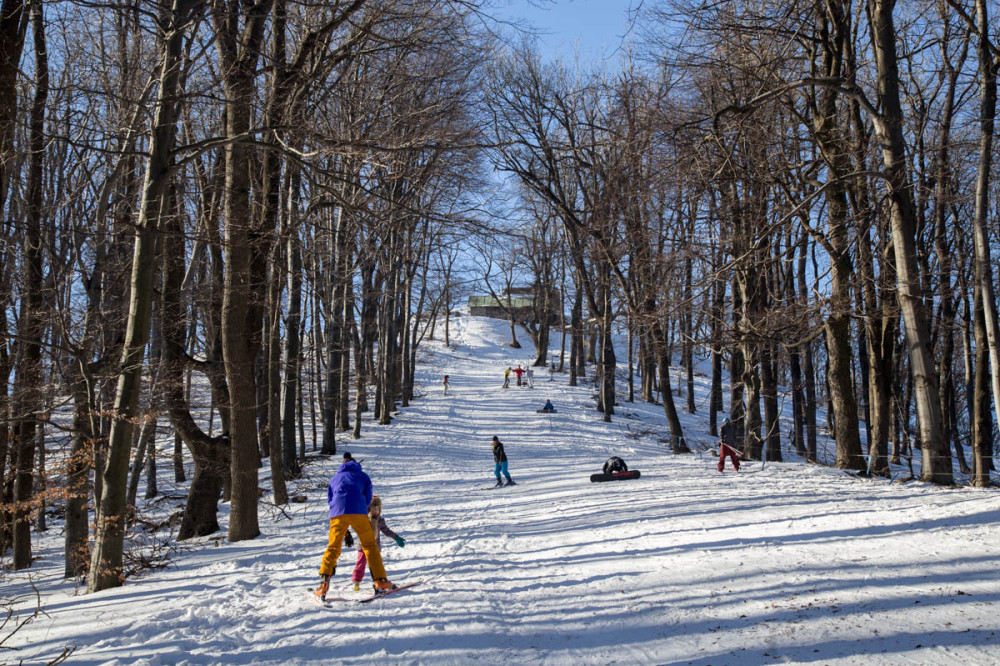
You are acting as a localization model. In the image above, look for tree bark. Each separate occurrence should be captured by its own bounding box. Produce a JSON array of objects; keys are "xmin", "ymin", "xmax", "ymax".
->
[
  {"xmin": 868, "ymin": 0, "xmax": 951, "ymax": 483},
  {"xmin": 213, "ymin": 0, "xmax": 273, "ymax": 542},
  {"xmin": 11, "ymin": 0, "xmax": 47, "ymax": 570},
  {"xmin": 88, "ymin": 0, "xmax": 196, "ymax": 591},
  {"xmin": 969, "ymin": 0, "xmax": 1000, "ymax": 467}
]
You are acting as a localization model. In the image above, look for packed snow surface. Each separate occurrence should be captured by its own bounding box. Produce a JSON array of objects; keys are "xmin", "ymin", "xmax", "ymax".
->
[{"xmin": 6, "ymin": 314, "xmax": 1000, "ymax": 665}]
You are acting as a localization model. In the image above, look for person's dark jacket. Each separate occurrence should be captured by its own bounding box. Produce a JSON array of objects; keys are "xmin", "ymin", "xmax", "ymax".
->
[
  {"xmin": 720, "ymin": 421, "xmax": 737, "ymax": 446},
  {"xmin": 493, "ymin": 439, "xmax": 508, "ymax": 463}
]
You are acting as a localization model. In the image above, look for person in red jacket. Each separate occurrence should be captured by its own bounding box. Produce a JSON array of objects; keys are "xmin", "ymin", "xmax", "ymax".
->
[{"xmin": 513, "ymin": 365, "xmax": 525, "ymax": 387}]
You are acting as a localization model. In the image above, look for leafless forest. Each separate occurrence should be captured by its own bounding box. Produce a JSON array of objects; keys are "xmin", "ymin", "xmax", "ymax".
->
[{"xmin": 0, "ymin": 0, "xmax": 998, "ymax": 594}]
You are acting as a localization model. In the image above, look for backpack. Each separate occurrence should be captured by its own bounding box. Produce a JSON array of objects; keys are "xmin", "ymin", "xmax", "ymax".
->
[{"xmin": 603, "ymin": 456, "xmax": 628, "ymax": 474}]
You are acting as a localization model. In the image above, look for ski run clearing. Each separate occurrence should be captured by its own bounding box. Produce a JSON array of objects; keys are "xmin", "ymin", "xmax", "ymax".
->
[{"xmin": 6, "ymin": 314, "xmax": 1000, "ymax": 666}]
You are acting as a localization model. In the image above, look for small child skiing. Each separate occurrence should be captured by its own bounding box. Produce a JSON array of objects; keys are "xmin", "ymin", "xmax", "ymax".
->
[
  {"xmin": 514, "ymin": 364, "xmax": 525, "ymax": 387},
  {"xmin": 492, "ymin": 435, "xmax": 516, "ymax": 487},
  {"xmin": 351, "ymin": 495, "xmax": 406, "ymax": 591},
  {"xmin": 442, "ymin": 374, "xmax": 450, "ymax": 395}
]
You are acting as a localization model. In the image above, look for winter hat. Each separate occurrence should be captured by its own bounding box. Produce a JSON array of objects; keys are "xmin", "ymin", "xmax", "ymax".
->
[
  {"xmin": 492, "ymin": 436, "xmax": 499, "ymax": 443},
  {"xmin": 342, "ymin": 451, "xmax": 353, "ymax": 461},
  {"xmin": 722, "ymin": 417, "xmax": 730, "ymax": 424}
]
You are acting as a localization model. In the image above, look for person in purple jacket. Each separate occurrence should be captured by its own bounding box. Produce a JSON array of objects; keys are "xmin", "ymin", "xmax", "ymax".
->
[{"xmin": 315, "ymin": 452, "xmax": 396, "ymax": 599}]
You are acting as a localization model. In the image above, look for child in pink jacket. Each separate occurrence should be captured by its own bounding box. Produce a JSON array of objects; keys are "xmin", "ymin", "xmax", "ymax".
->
[{"xmin": 351, "ymin": 495, "xmax": 405, "ymax": 590}]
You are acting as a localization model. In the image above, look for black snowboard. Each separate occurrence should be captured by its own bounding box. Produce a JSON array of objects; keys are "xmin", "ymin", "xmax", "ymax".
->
[
  {"xmin": 536, "ymin": 409, "xmax": 557, "ymax": 414},
  {"xmin": 590, "ymin": 470, "xmax": 641, "ymax": 482}
]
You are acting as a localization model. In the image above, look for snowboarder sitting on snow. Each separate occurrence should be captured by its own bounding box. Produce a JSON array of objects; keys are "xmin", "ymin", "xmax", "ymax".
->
[
  {"xmin": 603, "ymin": 456, "xmax": 628, "ymax": 474},
  {"xmin": 541, "ymin": 399, "xmax": 555, "ymax": 413},
  {"xmin": 316, "ymin": 452, "xmax": 397, "ymax": 599},
  {"xmin": 718, "ymin": 417, "xmax": 741, "ymax": 473},
  {"xmin": 492, "ymin": 435, "xmax": 516, "ymax": 487},
  {"xmin": 350, "ymin": 495, "xmax": 405, "ymax": 591}
]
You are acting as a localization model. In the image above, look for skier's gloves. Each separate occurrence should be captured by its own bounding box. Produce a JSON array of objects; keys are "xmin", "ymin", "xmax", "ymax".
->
[
  {"xmin": 344, "ymin": 530, "xmax": 355, "ymax": 548},
  {"xmin": 394, "ymin": 536, "xmax": 405, "ymax": 548}
]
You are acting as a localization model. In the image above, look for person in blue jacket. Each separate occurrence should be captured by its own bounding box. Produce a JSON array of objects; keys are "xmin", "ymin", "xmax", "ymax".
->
[{"xmin": 316, "ymin": 452, "xmax": 396, "ymax": 599}]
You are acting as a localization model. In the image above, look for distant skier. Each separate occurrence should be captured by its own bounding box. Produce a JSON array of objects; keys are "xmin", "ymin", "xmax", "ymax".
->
[
  {"xmin": 718, "ymin": 417, "xmax": 741, "ymax": 473},
  {"xmin": 492, "ymin": 435, "xmax": 516, "ymax": 487},
  {"xmin": 525, "ymin": 366, "xmax": 534, "ymax": 388},
  {"xmin": 443, "ymin": 374, "xmax": 450, "ymax": 395},
  {"xmin": 514, "ymin": 365, "xmax": 525, "ymax": 387},
  {"xmin": 503, "ymin": 367, "xmax": 512, "ymax": 388},
  {"xmin": 315, "ymin": 452, "xmax": 397, "ymax": 599},
  {"xmin": 350, "ymin": 495, "xmax": 406, "ymax": 591}
]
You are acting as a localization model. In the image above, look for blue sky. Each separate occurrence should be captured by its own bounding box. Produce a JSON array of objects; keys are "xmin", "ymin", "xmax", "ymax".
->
[{"xmin": 496, "ymin": 0, "xmax": 641, "ymax": 64}]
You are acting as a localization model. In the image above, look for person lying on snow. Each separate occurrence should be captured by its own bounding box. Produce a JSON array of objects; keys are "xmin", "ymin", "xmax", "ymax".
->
[{"xmin": 603, "ymin": 456, "xmax": 628, "ymax": 475}]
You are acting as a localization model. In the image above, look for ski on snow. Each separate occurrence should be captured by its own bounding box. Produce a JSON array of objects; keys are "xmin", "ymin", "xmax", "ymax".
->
[{"xmin": 311, "ymin": 580, "xmax": 422, "ymax": 606}]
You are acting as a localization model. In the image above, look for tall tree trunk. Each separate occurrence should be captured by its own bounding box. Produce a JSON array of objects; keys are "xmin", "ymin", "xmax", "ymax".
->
[
  {"xmin": 11, "ymin": 0, "xmax": 47, "ymax": 570},
  {"xmin": 651, "ymin": 320, "xmax": 688, "ymax": 453},
  {"xmin": 812, "ymin": 4, "xmax": 865, "ymax": 470},
  {"xmin": 160, "ymin": 163, "xmax": 230, "ymax": 541},
  {"xmin": 868, "ymin": 0, "xmax": 951, "ymax": 483},
  {"xmin": 65, "ymin": 361, "xmax": 96, "ymax": 577},
  {"xmin": 281, "ymin": 177, "xmax": 302, "ymax": 475},
  {"xmin": 265, "ymin": 225, "xmax": 288, "ymax": 505},
  {"xmin": 969, "ymin": 0, "xmax": 1000, "ymax": 465},
  {"xmin": 931, "ymin": 26, "xmax": 968, "ymax": 475},
  {"xmin": 0, "ymin": 0, "xmax": 26, "ymax": 212},
  {"xmin": 88, "ymin": 0, "xmax": 195, "ymax": 591},
  {"xmin": 971, "ymin": 287, "xmax": 994, "ymax": 485},
  {"xmin": 214, "ymin": 0, "xmax": 273, "ymax": 541}
]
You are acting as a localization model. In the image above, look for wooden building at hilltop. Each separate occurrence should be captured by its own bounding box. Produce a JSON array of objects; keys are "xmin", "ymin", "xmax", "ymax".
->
[{"xmin": 468, "ymin": 287, "xmax": 560, "ymax": 325}]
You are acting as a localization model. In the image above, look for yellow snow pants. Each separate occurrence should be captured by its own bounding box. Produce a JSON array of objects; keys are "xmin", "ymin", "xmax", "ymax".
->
[{"xmin": 319, "ymin": 514, "xmax": 387, "ymax": 579}]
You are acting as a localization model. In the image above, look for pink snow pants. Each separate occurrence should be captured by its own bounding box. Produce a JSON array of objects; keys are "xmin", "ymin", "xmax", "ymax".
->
[
  {"xmin": 718, "ymin": 444, "xmax": 741, "ymax": 472},
  {"xmin": 352, "ymin": 547, "xmax": 374, "ymax": 583}
]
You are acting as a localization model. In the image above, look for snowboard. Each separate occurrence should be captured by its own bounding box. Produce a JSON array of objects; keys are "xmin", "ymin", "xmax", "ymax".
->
[
  {"xmin": 536, "ymin": 409, "xmax": 557, "ymax": 414},
  {"xmin": 590, "ymin": 470, "xmax": 641, "ymax": 483}
]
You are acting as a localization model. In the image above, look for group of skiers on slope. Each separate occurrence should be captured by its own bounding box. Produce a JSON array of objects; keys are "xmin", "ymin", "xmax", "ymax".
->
[
  {"xmin": 502, "ymin": 364, "xmax": 534, "ymax": 388},
  {"xmin": 316, "ymin": 418, "xmax": 742, "ymax": 598},
  {"xmin": 315, "ymin": 435, "xmax": 520, "ymax": 598}
]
